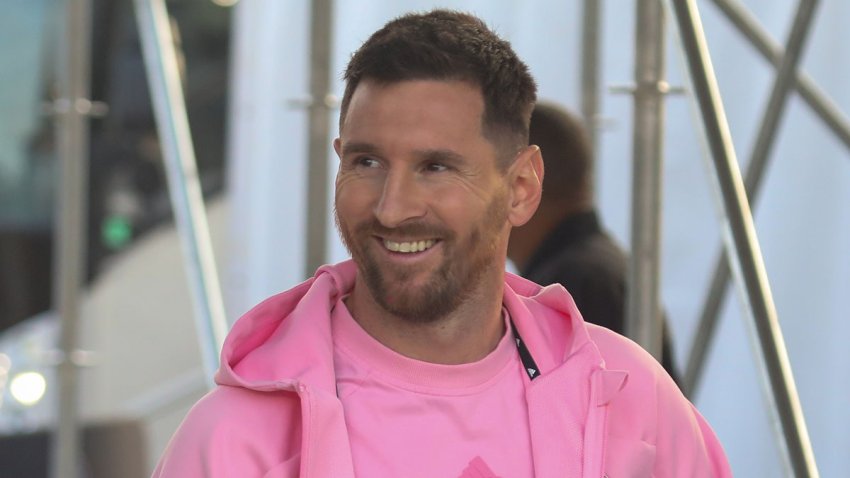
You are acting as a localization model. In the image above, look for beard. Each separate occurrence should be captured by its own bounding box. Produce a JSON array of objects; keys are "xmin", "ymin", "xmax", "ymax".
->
[{"xmin": 336, "ymin": 191, "xmax": 508, "ymax": 323}]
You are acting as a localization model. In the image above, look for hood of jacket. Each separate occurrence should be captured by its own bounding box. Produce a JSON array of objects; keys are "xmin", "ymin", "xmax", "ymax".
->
[
  {"xmin": 214, "ymin": 259, "xmax": 612, "ymax": 394},
  {"xmin": 214, "ymin": 261, "xmax": 353, "ymax": 392}
]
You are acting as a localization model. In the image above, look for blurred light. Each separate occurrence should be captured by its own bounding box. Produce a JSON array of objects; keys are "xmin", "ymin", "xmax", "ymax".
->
[
  {"xmin": 102, "ymin": 214, "xmax": 133, "ymax": 250},
  {"xmin": 211, "ymin": 0, "xmax": 240, "ymax": 6},
  {"xmin": 10, "ymin": 372, "xmax": 47, "ymax": 406}
]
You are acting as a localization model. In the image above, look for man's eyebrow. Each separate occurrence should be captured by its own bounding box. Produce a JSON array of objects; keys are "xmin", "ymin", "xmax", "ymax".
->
[
  {"xmin": 340, "ymin": 142, "xmax": 379, "ymax": 156},
  {"xmin": 341, "ymin": 144, "xmax": 467, "ymax": 164},
  {"xmin": 415, "ymin": 148, "xmax": 466, "ymax": 165}
]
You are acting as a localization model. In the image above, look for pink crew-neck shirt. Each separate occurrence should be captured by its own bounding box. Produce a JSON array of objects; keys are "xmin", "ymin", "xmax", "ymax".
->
[{"xmin": 331, "ymin": 297, "xmax": 535, "ymax": 478}]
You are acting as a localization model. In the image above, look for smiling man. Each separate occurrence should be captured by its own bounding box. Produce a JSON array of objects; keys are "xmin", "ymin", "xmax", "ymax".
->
[
  {"xmin": 334, "ymin": 78, "xmax": 531, "ymax": 364},
  {"xmin": 154, "ymin": 10, "xmax": 731, "ymax": 478}
]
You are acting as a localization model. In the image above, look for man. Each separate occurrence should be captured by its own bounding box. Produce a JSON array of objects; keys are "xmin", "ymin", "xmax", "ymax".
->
[
  {"xmin": 154, "ymin": 10, "xmax": 730, "ymax": 477},
  {"xmin": 507, "ymin": 102, "xmax": 679, "ymax": 381}
]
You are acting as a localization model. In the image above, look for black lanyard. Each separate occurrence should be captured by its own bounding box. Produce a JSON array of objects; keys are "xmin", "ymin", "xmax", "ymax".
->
[{"xmin": 510, "ymin": 319, "xmax": 540, "ymax": 380}]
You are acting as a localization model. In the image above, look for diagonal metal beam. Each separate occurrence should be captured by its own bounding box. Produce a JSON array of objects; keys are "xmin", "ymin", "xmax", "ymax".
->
[
  {"xmin": 711, "ymin": 0, "xmax": 850, "ymax": 151},
  {"xmin": 134, "ymin": 0, "xmax": 228, "ymax": 386},
  {"xmin": 670, "ymin": 1, "xmax": 819, "ymax": 476},
  {"xmin": 684, "ymin": 0, "xmax": 821, "ymax": 396}
]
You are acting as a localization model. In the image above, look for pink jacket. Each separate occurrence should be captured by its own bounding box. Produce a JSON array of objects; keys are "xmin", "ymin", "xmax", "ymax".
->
[{"xmin": 153, "ymin": 260, "xmax": 731, "ymax": 477}]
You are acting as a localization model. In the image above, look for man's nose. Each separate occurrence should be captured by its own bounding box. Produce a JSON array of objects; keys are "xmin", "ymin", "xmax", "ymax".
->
[{"xmin": 374, "ymin": 170, "xmax": 427, "ymax": 228}]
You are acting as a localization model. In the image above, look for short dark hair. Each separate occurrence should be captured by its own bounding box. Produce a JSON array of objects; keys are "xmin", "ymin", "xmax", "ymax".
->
[
  {"xmin": 529, "ymin": 102, "xmax": 593, "ymax": 203},
  {"xmin": 340, "ymin": 9, "xmax": 537, "ymax": 167}
]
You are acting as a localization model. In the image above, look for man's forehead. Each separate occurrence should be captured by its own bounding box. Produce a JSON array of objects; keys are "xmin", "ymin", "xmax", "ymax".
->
[
  {"xmin": 349, "ymin": 78, "xmax": 483, "ymax": 105},
  {"xmin": 340, "ymin": 79, "xmax": 486, "ymax": 131}
]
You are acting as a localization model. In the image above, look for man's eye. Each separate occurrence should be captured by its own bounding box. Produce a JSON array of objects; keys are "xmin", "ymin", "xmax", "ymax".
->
[
  {"xmin": 424, "ymin": 162, "xmax": 449, "ymax": 172},
  {"xmin": 355, "ymin": 157, "xmax": 380, "ymax": 168}
]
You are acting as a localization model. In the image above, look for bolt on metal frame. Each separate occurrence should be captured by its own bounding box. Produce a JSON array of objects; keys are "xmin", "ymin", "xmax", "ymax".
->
[{"xmin": 669, "ymin": 0, "xmax": 820, "ymax": 475}]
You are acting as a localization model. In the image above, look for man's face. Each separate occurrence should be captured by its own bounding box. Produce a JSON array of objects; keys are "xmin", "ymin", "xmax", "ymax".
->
[{"xmin": 334, "ymin": 79, "xmax": 511, "ymax": 322}]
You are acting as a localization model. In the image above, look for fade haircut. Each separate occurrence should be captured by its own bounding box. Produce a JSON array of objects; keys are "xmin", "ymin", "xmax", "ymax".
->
[
  {"xmin": 529, "ymin": 102, "xmax": 593, "ymax": 203},
  {"xmin": 340, "ymin": 9, "xmax": 537, "ymax": 168}
]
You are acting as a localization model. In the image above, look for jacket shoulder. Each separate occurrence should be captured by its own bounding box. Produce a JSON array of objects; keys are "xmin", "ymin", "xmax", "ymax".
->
[
  {"xmin": 586, "ymin": 325, "xmax": 732, "ymax": 477},
  {"xmin": 153, "ymin": 385, "xmax": 302, "ymax": 477},
  {"xmin": 585, "ymin": 323, "xmax": 671, "ymax": 385}
]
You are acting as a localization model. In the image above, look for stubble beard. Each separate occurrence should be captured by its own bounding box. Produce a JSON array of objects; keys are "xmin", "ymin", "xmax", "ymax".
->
[{"xmin": 335, "ymin": 193, "xmax": 508, "ymax": 324}]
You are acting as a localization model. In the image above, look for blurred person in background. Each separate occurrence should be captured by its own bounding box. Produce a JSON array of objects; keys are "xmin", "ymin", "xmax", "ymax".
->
[
  {"xmin": 507, "ymin": 102, "xmax": 679, "ymax": 382},
  {"xmin": 154, "ymin": 10, "xmax": 729, "ymax": 477}
]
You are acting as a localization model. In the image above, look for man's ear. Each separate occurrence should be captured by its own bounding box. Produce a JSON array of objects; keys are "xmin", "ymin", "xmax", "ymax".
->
[
  {"xmin": 507, "ymin": 145, "xmax": 544, "ymax": 227},
  {"xmin": 333, "ymin": 138, "xmax": 342, "ymax": 158}
]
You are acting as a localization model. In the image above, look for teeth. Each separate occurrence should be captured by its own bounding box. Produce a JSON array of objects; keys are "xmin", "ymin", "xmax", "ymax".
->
[{"xmin": 383, "ymin": 239, "xmax": 435, "ymax": 253}]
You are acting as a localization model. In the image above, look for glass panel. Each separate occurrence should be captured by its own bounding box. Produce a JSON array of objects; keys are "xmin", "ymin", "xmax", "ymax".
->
[
  {"xmin": 0, "ymin": 0, "xmax": 232, "ymax": 332},
  {"xmin": 0, "ymin": 0, "xmax": 58, "ymax": 333}
]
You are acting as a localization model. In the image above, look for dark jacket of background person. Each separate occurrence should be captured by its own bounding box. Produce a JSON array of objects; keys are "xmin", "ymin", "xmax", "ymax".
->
[{"xmin": 508, "ymin": 102, "xmax": 678, "ymax": 381}]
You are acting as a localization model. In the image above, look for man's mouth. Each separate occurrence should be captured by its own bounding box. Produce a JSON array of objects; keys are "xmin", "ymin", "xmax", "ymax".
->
[{"xmin": 382, "ymin": 239, "xmax": 437, "ymax": 253}]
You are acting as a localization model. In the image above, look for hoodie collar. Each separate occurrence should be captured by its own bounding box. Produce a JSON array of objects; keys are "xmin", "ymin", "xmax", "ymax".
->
[{"xmin": 215, "ymin": 260, "xmax": 609, "ymax": 389}]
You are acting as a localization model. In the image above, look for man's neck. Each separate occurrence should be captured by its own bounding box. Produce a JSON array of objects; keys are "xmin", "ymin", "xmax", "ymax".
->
[{"xmin": 344, "ymin": 276, "xmax": 506, "ymax": 365}]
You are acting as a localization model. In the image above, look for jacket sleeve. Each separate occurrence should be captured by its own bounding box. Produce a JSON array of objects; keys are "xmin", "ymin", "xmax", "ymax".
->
[
  {"xmin": 651, "ymin": 376, "xmax": 733, "ymax": 477},
  {"xmin": 152, "ymin": 387, "xmax": 301, "ymax": 477}
]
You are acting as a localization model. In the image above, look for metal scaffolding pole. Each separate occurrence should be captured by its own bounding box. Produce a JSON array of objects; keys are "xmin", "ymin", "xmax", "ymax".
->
[
  {"xmin": 670, "ymin": 1, "xmax": 819, "ymax": 476},
  {"xmin": 580, "ymin": 0, "xmax": 602, "ymax": 158},
  {"xmin": 625, "ymin": 0, "xmax": 666, "ymax": 359},
  {"xmin": 133, "ymin": 0, "xmax": 228, "ymax": 385},
  {"xmin": 304, "ymin": 0, "xmax": 334, "ymax": 277},
  {"xmin": 711, "ymin": 0, "xmax": 850, "ymax": 151},
  {"xmin": 51, "ymin": 1, "xmax": 91, "ymax": 476},
  {"xmin": 684, "ymin": 0, "xmax": 821, "ymax": 397}
]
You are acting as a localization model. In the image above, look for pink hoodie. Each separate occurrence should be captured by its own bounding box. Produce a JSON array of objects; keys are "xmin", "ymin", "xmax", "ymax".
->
[{"xmin": 153, "ymin": 260, "xmax": 731, "ymax": 477}]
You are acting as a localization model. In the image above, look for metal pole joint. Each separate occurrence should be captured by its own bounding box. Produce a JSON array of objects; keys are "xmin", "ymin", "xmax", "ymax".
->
[
  {"xmin": 610, "ymin": 82, "xmax": 687, "ymax": 96},
  {"xmin": 43, "ymin": 98, "xmax": 109, "ymax": 117}
]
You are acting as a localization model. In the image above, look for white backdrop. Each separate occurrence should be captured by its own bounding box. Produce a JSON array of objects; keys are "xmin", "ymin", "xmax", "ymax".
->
[{"xmin": 226, "ymin": 1, "xmax": 850, "ymax": 475}]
